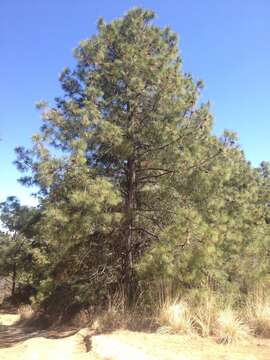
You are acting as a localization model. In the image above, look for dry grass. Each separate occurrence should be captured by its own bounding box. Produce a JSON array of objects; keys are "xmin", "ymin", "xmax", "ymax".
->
[
  {"xmin": 193, "ymin": 292, "xmax": 218, "ymax": 337},
  {"xmin": 246, "ymin": 292, "xmax": 270, "ymax": 337},
  {"xmin": 71, "ymin": 308, "xmax": 93, "ymax": 327},
  {"xmin": 92, "ymin": 307, "xmax": 133, "ymax": 332},
  {"xmin": 89, "ymin": 290, "xmax": 150, "ymax": 333},
  {"xmin": 18, "ymin": 304, "xmax": 34, "ymax": 321},
  {"xmin": 216, "ymin": 308, "xmax": 251, "ymax": 344},
  {"xmin": 92, "ymin": 290, "xmax": 131, "ymax": 332},
  {"xmin": 69, "ymin": 287, "xmax": 270, "ymax": 346},
  {"xmin": 158, "ymin": 299, "xmax": 193, "ymax": 334}
]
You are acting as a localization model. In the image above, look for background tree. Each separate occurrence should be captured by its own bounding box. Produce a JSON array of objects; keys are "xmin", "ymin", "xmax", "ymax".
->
[{"xmin": 0, "ymin": 197, "xmax": 43, "ymax": 301}]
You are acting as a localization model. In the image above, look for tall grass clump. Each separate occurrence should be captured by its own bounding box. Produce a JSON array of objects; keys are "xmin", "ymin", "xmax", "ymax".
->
[
  {"xmin": 246, "ymin": 288, "xmax": 270, "ymax": 338},
  {"xmin": 158, "ymin": 298, "xmax": 193, "ymax": 334},
  {"xmin": 217, "ymin": 308, "xmax": 250, "ymax": 344},
  {"xmin": 18, "ymin": 304, "xmax": 34, "ymax": 321},
  {"xmin": 90, "ymin": 289, "xmax": 151, "ymax": 332},
  {"xmin": 192, "ymin": 290, "xmax": 219, "ymax": 337}
]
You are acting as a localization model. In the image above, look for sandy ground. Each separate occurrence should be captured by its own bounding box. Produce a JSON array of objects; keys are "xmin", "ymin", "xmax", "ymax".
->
[
  {"xmin": 103, "ymin": 330, "xmax": 270, "ymax": 360},
  {"xmin": 0, "ymin": 312, "xmax": 91, "ymax": 360},
  {"xmin": 1, "ymin": 311, "xmax": 270, "ymax": 359}
]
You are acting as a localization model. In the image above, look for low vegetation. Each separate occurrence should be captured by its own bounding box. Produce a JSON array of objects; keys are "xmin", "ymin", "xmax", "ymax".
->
[
  {"xmin": 18, "ymin": 304, "xmax": 34, "ymax": 322},
  {"xmin": 246, "ymin": 291, "xmax": 270, "ymax": 337},
  {"xmin": 158, "ymin": 299, "xmax": 193, "ymax": 334},
  {"xmin": 216, "ymin": 308, "xmax": 250, "ymax": 344}
]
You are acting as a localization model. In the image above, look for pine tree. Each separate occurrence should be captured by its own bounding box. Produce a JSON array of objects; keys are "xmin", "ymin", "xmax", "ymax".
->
[
  {"xmin": 0, "ymin": 197, "xmax": 40, "ymax": 298},
  {"xmin": 15, "ymin": 8, "xmax": 270, "ymax": 308},
  {"xmin": 16, "ymin": 8, "xmax": 215, "ymax": 302}
]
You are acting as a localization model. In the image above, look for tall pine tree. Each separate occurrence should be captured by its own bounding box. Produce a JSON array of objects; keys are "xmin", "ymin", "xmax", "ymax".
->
[{"xmin": 16, "ymin": 9, "xmax": 214, "ymax": 302}]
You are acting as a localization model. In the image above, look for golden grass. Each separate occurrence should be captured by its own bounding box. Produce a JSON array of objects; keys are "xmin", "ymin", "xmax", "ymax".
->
[
  {"xmin": 193, "ymin": 292, "xmax": 218, "ymax": 337},
  {"xmin": 158, "ymin": 299, "xmax": 193, "ymax": 334},
  {"xmin": 18, "ymin": 304, "xmax": 34, "ymax": 321},
  {"xmin": 246, "ymin": 292, "xmax": 270, "ymax": 337},
  {"xmin": 92, "ymin": 307, "xmax": 132, "ymax": 332},
  {"xmin": 217, "ymin": 308, "xmax": 251, "ymax": 344},
  {"xmin": 70, "ymin": 286, "xmax": 270, "ymax": 345}
]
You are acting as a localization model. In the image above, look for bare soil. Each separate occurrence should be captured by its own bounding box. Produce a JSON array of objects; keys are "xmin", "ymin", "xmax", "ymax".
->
[{"xmin": 0, "ymin": 309, "xmax": 270, "ymax": 359}]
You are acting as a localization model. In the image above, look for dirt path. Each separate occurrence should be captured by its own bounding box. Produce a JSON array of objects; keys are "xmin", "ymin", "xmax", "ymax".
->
[
  {"xmin": 0, "ymin": 311, "xmax": 151, "ymax": 360},
  {"xmin": 0, "ymin": 312, "xmax": 92, "ymax": 360},
  {"xmin": 1, "ymin": 310, "xmax": 270, "ymax": 360}
]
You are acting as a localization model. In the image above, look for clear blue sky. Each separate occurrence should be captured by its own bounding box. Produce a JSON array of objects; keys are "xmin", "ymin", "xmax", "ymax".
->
[{"xmin": 1, "ymin": 0, "xmax": 270, "ymax": 205}]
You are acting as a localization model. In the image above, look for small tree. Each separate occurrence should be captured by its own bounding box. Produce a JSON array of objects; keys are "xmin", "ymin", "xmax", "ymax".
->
[{"xmin": 0, "ymin": 197, "xmax": 41, "ymax": 299}]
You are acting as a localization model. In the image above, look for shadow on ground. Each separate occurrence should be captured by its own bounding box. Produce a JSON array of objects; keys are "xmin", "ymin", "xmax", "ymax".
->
[{"xmin": 0, "ymin": 307, "xmax": 78, "ymax": 348}]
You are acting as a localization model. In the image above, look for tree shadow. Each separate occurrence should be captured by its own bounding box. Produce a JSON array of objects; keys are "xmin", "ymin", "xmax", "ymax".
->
[
  {"xmin": 0, "ymin": 320, "xmax": 79, "ymax": 348},
  {"xmin": 0, "ymin": 306, "xmax": 17, "ymax": 315}
]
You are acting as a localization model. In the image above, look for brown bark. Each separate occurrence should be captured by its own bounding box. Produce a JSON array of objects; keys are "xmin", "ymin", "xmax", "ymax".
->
[
  {"xmin": 124, "ymin": 156, "xmax": 136, "ymax": 303},
  {"xmin": 11, "ymin": 263, "xmax": 16, "ymax": 297}
]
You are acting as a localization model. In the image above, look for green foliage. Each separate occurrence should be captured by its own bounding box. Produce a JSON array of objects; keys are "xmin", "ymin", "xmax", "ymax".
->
[
  {"xmin": 0, "ymin": 197, "xmax": 47, "ymax": 302},
  {"xmin": 2, "ymin": 7, "xmax": 269, "ymax": 312}
]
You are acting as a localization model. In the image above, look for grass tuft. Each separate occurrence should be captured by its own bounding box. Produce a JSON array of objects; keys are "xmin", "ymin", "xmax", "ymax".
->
[
  {"xmin": 158, "ymin": 299, "xmax": 193, "ymax": 334},
  {"xmin": 246, "ymin": 292, "xmax": 270, "ymax": 338},
  {"xmin": 18, "ymin": 304, "xmax": 34, "ymax": 321},
  {"xmin": 193, "ymin": 292, "xmax": 218, "ymax": 337},
  {"xmin": 217, "ymin": 308, "xmax": 250, "ymax": 344}
]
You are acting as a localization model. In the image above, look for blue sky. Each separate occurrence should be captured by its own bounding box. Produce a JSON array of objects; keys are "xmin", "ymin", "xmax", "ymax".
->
[{"xmin": 1, "ymin": 0, "xmax": 270, "ymax": 205}]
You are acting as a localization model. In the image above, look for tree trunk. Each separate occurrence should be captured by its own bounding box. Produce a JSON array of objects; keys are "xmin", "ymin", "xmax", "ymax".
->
[
  {"xmin": 11, "ymin": 262, "xmax": 17, "ymax": 298},
  {"xmin": 124, "ymin": 156, "xmax": 136, "ymax": 303}
]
